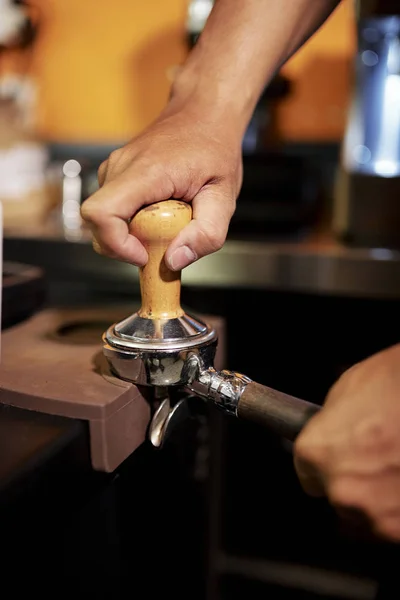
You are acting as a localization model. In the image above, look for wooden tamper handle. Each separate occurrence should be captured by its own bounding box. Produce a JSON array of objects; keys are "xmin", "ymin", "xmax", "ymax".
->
[{"xmin": 130, "ymin": 200, "xmax": 192, "ymax": 319}]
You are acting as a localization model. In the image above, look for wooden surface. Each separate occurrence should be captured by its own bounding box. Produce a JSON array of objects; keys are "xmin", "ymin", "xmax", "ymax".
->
[
  {"xmin": 0, "ymin": 306, "xmax": 150, "ymax": 472},
  {"xmin": 131, "ymin": 200, "xmax": 192, "ymax": 319},
  {"xmin": 0, "ymin": 305, "xmax": 226, "ymax": 471},
  {"xmin": 0, "ymin": 403, "xmax": 86, "ymax": 495}
]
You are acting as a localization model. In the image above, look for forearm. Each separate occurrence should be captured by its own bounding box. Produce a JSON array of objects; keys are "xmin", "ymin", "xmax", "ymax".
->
[{"xmin": 167, "ymin": 0, "xmax": 341, "ymax": 135}]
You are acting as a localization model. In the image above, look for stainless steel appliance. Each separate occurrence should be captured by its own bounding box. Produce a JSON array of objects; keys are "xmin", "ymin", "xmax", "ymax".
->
[{"xmin": 333, "ymin": 0, "xmax": 400, "ymax": 248}]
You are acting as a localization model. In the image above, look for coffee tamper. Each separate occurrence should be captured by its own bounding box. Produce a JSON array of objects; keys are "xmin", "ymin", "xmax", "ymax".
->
[{"xmin": 103, "ymin": 200, "xmax": 320, "ymax": 447}]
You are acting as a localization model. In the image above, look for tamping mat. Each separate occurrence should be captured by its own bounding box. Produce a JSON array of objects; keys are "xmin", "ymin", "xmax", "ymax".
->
[{"xmin": 0, "ymin": 306, "xmax": 225, "ymax": 472}]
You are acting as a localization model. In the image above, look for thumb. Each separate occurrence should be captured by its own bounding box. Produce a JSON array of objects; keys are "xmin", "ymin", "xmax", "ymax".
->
[{"xmin": 165, "ymin": 186, "xmax": 236, "ymax": 271}]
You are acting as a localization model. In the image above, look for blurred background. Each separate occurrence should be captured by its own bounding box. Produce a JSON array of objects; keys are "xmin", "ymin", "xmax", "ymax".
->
[
  {"xmin": 0, "ymin": 0, "xmax": 355, "ymax": 237},
  {"xmin": 1, "ymin": 1, "xmax": 400, "ymax": 599}
]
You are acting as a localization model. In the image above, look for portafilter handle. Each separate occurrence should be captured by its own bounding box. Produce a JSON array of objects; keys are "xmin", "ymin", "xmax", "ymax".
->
[
  {"xmin": 130, "ymin": 200, "xmax": 192, "ymax": 319},
  {"xmin": 187, "ymin": 365, "xmax": 321, "ymax": 442},
  {"xmin": 236, "ymin": 379, "xmax": 320, "ymax": 441},
  {"xmin": 151, "ymin": 369, "xmax": 321, "ymax": 448}
]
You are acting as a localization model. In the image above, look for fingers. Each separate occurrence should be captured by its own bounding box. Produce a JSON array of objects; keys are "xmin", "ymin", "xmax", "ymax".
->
[
  {"xmin": 81, "ymin": 168, "xmax": 174, "ymax": 264},
  {"xmin": 83, "ymin": 146, "xmax": 237, "ymax": 269},
  {"xmin": 82, "ymin": 197, "xmax": 147, "ymax": 266},
  {"xmin": 294, "ymin": 418, "xmax": 400, "ymax": 543},
  {"xmin": 97, "ymin": 160, "xmax": 108, "ymax": 187},
  {"xmin": 164, "ymin": 186, "xmax": 236, "ymax": 271},
  {"xmin": 293, "ymin": 453, "xmax": 326, "ymax": 497},
  {"xmin": 90, "ymin": 220, "xmax": 148, "ymax": 265},
  {"xmin": 293, "ymin": 416, "xmax": 331, "ymax": 497},
  {"xmin": 327, "ymin": 473, "xmax": 400, "ymax": 543}
]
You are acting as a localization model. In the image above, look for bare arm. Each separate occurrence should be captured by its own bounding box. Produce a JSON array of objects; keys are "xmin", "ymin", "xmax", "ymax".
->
[
  {"xmin": 168, "ymin": 0, "xmax": 342, "ymax": 135},
  {"xmin": 82, "ymin": 0, "xmax": 342, "ymax": 269}
]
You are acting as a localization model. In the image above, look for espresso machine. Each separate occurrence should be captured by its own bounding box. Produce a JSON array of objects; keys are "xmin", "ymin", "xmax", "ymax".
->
[{"xmin": 333, "ymin": 0, "xmax": 400, "ymax": 248}]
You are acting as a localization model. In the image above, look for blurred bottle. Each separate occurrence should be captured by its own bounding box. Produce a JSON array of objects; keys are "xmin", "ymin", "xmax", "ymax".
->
[
  {"xmin": 0, "ymin": 0, "xmax": 27, "ymax": 47},
  {"xmin": 185, "ymin": 0, "xmax": 291, "ymax": 152},
  {"xmin": 186, "ymin": 0, "xmax": 213, "ymax": 46},
  {"xmin": 0, "ymin": 94, "xmax": 55, "ymax": 230},
  {"xmin": 333, "ymin": 0, "xmax": 400, "ymax": 248},
  {"xmin": 0, "ymin": 2, "xmax": 55, "ymax": 231}
]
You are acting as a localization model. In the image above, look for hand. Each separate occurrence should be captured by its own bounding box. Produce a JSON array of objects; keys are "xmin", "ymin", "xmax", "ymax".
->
[
  {"xmin": 294, "ymin": 343, "xmax": 400, "ymax": 543},
  {"xmin": 80, "ymin": 104, "xmax": 243, "ymax": 270}
]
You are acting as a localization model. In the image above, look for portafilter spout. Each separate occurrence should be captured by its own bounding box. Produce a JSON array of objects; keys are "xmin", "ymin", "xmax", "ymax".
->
[{"xmin": 102, "ymin": 200, "xmax": 320, "ymax": 447}]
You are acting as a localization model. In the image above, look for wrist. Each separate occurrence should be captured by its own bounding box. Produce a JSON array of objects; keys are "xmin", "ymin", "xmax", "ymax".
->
[{"xmin": 163, "ymin": 55, "xmax": 256, "ymax": 140}]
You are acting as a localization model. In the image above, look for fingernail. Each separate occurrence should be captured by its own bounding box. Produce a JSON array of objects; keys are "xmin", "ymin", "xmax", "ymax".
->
[{"xmin": 168, "ymin": 246, "xmax": 197, "ymax": 271}]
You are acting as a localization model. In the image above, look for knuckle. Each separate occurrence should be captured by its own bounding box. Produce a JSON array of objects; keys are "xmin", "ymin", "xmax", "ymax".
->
[
  {"xmin": 97, "ymin": 160, "xmax": 107, "ymax": 178},
  {"xmin": 141, "ymin": 159, "xmax": 165, "ymax": 183},
  {"xmin": 353, "ymin": 418, "xmax": 395, "ymax": 453},
  {"xmin": 294, "ymin": 428, "xmax": 329, "ymax": 468},
  {"xmin": 329, "ymin": 479, "xmax": 363, "ymax": 510},
  {"xmin": 81, "ymin": 197, "xmax": 110, "ymax": 226},
  {"xmin": 108, "ymin": 148, "xmax": 122, "ymax": 165},
  {"xmin": 333, "ymin": 354, "xmax": 387, "ymax": 397},
  {"xmin": 294, "ymin": 443, "xmax": 320, "ymax": 471},
  {"xmin": 352, "ymin": 418, "xmax": 399, "ymax": 469},
  {"xmin": 92, "ymin": 237, "xmax": 117, "ymax": 259},
  {"xmin": 198, "ymin": 221, "xmax": 226, "ymax": 252},
  {"xmin": 104, "ymin": 148, "xmax": 132, "ymax": 175},
  {"xmin": 80, "ymin": 198, "xmax": 105, "ymax": 224},
  {"xmin": 80, "ymin": 199, "xmax": 95, "ymax": 222}
]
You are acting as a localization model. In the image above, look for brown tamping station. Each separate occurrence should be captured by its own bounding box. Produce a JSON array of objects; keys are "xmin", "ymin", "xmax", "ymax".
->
[{"xmin": 103, "ymin": 200, "xmax": 320, "ymax": 447}]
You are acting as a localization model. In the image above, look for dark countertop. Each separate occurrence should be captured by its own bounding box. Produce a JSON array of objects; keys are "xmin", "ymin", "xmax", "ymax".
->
[
  {"xmin": 0, "ymin": 402, "xmax": 89, "ymax": 505},
  {"xmin": 4, "ymin": 220, "xmax": 400, "ymax": 299},
  {"xmin": 0, "ymin": 400, "xmax": 124, "ymax": 599},
  {"xmin": 0, "ymin": 394, "xmax": 208, "ymax": 600}
]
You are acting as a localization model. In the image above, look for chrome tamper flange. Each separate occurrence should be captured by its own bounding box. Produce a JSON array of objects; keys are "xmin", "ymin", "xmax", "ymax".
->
[{"xmin": 103, "ymin": 311, "xmax": 218, "ymax": 387}]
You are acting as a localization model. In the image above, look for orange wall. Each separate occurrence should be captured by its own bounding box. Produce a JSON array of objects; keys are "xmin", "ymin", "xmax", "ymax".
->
[
  {"xmin": 276, "ymin": 0, "xmax": 356, "ymax": 141},
  {"xmin": 2, "ymin": 0, "xmax": 356, "ymax": 144},
  {"xmin": 25, "ymin": 0, "xmax": 189, "ymax": 143}
]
